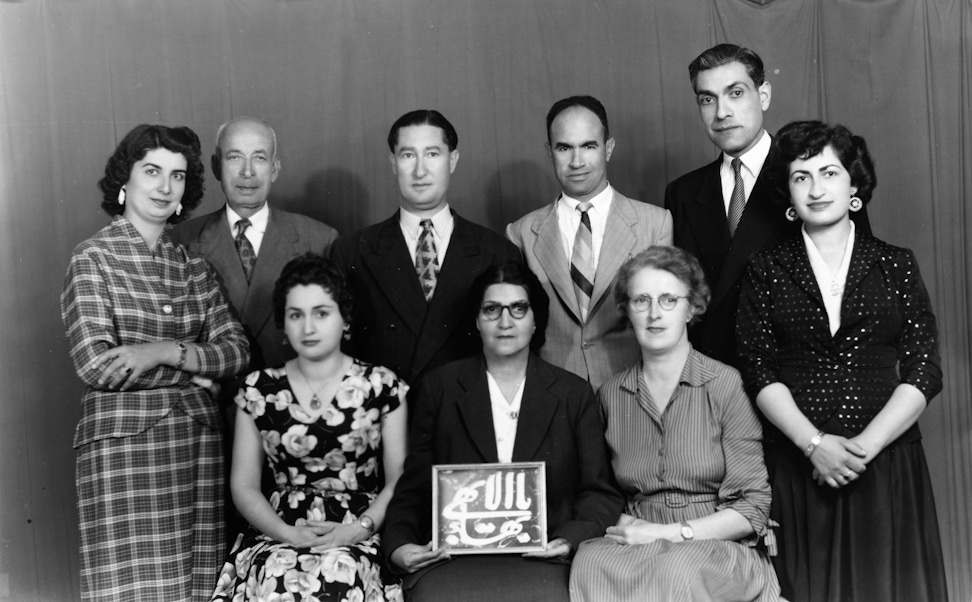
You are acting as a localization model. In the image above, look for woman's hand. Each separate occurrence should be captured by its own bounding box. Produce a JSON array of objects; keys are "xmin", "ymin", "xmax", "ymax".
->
[
  {"xmin": 390, "ymin": 542, "xmax": 450, "ymax": 573},
  {"xmin": 523, "ymin": 537, "xmax": 571, "ymax": 559},
  {"xmin": 808, "ymin": 434, "xmax": 868, "ymax": 488},
  {"xmin": 92, "ymin": 341, "xmax": 179, "ymax": 390},
  {"xmin": 285, "ymin": 520, "xmax": 371, "ymax": 551},
  {"xmin": 605, "ymin": 518, "xmax": 678, "ymax": 545}
]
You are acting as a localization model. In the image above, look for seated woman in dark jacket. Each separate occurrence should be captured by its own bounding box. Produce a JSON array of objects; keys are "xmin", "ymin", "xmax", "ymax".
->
[{"xmin": 382, "ymin": 261, "xmax": 623, "ymax": 601}]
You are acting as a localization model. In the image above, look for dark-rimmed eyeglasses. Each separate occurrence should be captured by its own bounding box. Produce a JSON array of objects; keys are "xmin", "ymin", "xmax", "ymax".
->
[
  {"xmin": 480, "ymin": 302, "xmax": 531, "ymax": 321},
  {"xmin": 627, "ymin": 294, "xmax": 687, "ymax": 312}
]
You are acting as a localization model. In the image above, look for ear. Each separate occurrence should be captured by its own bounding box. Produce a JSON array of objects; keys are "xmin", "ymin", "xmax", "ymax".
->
[
  {"xmin": 545, "ymin": 142, "xmax": 553, "ymax": 161},
  {"xmin": 449, "ymin": 149, "xmax": 459, "ymax": 174},
  {"xmin": 605, "ymin": 137, "xmax": 616, "ymax": 162},
  {"xmin": 211, "ymin": 153, "xmax": 222, "ymax": 181},
  {"xmin": 271, "ymin": 157, "xmax": 281, "ymax": 183},
  {"xmin": 388, "ymin": 152, "xmax": 398, "ymax": 176},
  {"xmin": 759, "ymin": 81, "xmax": 772, "ymax": 111},
  {"xmin": 850, "ymin": 186, "xmax": 858, "ymax": 195}
]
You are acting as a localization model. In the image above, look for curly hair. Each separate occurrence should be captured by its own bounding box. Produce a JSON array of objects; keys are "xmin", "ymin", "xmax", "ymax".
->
[
  {"xmin": 272, "ymin": 253, "xmax": 355, "ymax": 330},
  {"xmin": 468, "ymin": 261, "xmax": 549, "ymax": 351},
  {"xmin": 767, "ymin": 120, "xmax": 877, "ymax": 207},
  {"xmin": 98, "ymin": 124, "xmax": 206, "ymax": 223},
  {"xmin": 613, "ymin": 246, "xmax": 710, "ymax": 326}
]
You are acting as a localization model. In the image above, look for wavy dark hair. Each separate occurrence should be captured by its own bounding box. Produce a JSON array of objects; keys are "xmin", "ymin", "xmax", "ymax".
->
[
  {"xmin": 689, "ymin": 43, "xmax": 765, "ymax": 90},
  {"xmin": 387, "ymin": 109, "xmax": 458, "ymax": 152},
  {"xmin": 614, "ymin": 246, "xmax": 710, "ymax": 326},
  {"xmin": 273, "ymin": 253, "xmax": 355, "ymax": 329},
  {"xmin": 468, "ymin": 261, "xmax": 549, "ymax": 351},
  {"xmin": 768, "ymin": 120, "xmax": 877, "ymax": 207},
  {"xmin": 98, "ymin": 124, "xmax": 205, "ymax": 223}
]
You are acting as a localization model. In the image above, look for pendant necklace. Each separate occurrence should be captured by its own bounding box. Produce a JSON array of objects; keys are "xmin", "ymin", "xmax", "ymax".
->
[{"xmin": 293, "ymin": 358, "xmax": 347, "ymax": 410}]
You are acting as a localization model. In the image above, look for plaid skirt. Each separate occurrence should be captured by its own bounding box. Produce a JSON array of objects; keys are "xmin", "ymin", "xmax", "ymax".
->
[{"xmin": 76, "ymin": 406, "xmax": 224, "ymax": 601}]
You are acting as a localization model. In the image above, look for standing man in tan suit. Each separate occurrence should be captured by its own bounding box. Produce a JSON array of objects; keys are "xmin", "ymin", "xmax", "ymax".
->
[{"xmin": 506, "ymin": 96, "xmax": 673, "ymax": 389}]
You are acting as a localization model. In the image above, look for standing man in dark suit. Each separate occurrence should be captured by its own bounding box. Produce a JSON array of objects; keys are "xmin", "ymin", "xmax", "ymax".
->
[
  {"xmin": 330, "ymin": 110, "xmax": 521, "ymax": 393},
  {"xmin": 507, "ymin": 96, "xmax": 672, "ymax": 389},
  {"xmin": 665, "ymin": 44, "xmax": 869, "ymax": 367},
  {"xmin": 173, "ymin": 116, "xmax": 338, "ymax": 371}
]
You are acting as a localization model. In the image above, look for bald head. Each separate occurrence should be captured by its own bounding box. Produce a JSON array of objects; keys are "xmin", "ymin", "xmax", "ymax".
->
[{"xmin": 212, "ymin": 116, "xmax": 281, "ymax": 218}]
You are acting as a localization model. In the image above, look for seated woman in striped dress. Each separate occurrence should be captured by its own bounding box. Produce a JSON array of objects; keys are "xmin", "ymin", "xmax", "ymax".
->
[{"xmin": 569, "ymin": 246, "xmax": 780, "ymax": 601}]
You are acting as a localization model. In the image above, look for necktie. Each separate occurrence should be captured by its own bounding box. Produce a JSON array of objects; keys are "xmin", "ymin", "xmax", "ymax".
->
[
  {"xmin": 728, "ymin": 158, "xmax": 745, "ymax": 237},
  {"xmin": 235, "ymin": 218, "xmax": 256, "ymax": 281},
  {"xmin": 415, "ymin": 219, "xmax": 439, "ymax": 302},
  {"xmin": 570, "ymin": 202, "xmax": 595, "ymax": 323}
]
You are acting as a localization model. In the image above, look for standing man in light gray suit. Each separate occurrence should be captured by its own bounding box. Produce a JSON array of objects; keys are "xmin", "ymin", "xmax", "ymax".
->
[
  {"xmin": 506, "ymin": 96, "xmax": 672, "ymax": 389},
  {"xmin": 173, "ymin": 116, "xmax": 338, "ymax": 372}
]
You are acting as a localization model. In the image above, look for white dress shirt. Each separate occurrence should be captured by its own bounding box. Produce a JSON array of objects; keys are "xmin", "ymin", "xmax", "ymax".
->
[
  {"xmin": 225, "ymin": 203, "xmax": 270, "ymax": 256},
  {"xmin": 719, "ymin": 130, "xmax": 771, "ymax": 216},
  {"xmin": 486, "ymin": 371, "xmax": 525, "ymax": 463},
  {"xmin": 556, "ymin": 184, "xmax": 614, "ymax": 269},
  {"xmin": 803, "ymin": 221, "xmax": 856, "ymax": 335},
  {"xmin": 399, "ymin": 204, "xmax": 454, "ymax": 265}
]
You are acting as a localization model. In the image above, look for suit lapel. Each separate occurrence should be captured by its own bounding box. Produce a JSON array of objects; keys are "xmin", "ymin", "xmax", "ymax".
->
[
  {"xmin": 531, "ymin": 200, "xmax": 581, "ymax": 321},
  {"xmin": 360, "ymin": 213, "xmax": 427, "ymax": 336},
  {"xmin": 240, "ymin": 208, "xmax": 299, "ymax": 333},
  {"xmin": 511, "ymin": 356, "xmax": 558, "ymax": 462},
  {"xmin": 456, "ymin": 357, "xmax": 499, "ymax": 463},
  {"xmin": 590, "ymin": 192, "xmax": 637, "ymax": 314},
  {"xmin": 841, "ymin": 232, "xmax": 879, "ymax": 301},
  {"xmin": 196, "ymin": 210, "xmax": 250, "ymax": 311},
  {"xmin": 777, "ymin": 236, "xmax": 826, "ymax": 311}
]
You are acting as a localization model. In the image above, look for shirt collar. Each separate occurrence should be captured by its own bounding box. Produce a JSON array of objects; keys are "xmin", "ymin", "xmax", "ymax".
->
[
  {"xmin": 722, "ymin": 130, "xmax": 771, "ymax": 179},
  {"xmin": 617, "ymin": 347, "xmax": 718, "ymax": 394},
  {"xmin": 226, "ymin": 202, "xmax": 270, "ymax": 233},
  {"xmin": 399, "ymin": 203, "xmax": 452, "ymax": 237},
  {"xmin": 559, "ymin": 183, "xmax": 614, "ymax": 214}
]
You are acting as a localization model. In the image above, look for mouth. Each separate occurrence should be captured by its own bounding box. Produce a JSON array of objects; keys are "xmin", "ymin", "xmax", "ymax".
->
[
  {"xmin": 806, "ymin": 201, "xmax": 832, "ymax": 210},
  {"xmin": 149, "ymin": 197, "xmax": 172, "ymax": 207},
  {"xmin": 235, "ymin": 186, "xmax": 260, "ymax": 195},
  {"xmin": 646, "ymin": 327, "xmax": 665, "ymax": 334},
  {"xmin": 301, "ymin": 339, "xmax": 320, "ymax": 346},
  {"xmin": 567, "ymin": 172, "xmax": 589, "ymax": 180}
]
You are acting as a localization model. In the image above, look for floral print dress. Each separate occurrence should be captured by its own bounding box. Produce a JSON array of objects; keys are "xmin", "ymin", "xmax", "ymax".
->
[{"xmin": 211, "ymin": 360, "xmax": 406, "ymax": 602}]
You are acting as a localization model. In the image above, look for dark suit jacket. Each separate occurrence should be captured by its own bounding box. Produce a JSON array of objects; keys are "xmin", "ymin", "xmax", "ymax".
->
[
  {"xmin": 172, "ymin": 205, "xmax": 338, "ymax": 370},
  {"xmin": 665, "ymin": 154, "xmax": 870, "ymax": 368},
  {"xmin": 330, "ymin": 210, "xmax": 521, "ymax": 389},
  {"xmin": 382, "ymin": 354, "xmax": 623, "ymax": 559}
]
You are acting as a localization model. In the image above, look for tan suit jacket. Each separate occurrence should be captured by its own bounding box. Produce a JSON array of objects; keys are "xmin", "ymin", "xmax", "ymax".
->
[{"xmin": 506, "ymin": 191, "xmax": 672, "ymax": 389}]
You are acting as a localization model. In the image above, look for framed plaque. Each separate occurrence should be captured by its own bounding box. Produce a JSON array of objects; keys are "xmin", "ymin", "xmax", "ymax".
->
[{"xmin": 432, "ymin": 462, "xmax": 547, "ymax": 554}]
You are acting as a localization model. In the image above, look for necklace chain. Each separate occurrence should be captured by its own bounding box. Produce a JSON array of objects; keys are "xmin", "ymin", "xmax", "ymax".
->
[{"xmin": 292, "ymin": 359, "xmax": 347, "ymax": 410}]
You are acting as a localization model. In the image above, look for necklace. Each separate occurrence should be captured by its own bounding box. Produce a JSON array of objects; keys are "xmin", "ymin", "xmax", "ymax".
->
[{"xmin": 292, "ymin": 359, "xmax": 347, "ymax": 410}]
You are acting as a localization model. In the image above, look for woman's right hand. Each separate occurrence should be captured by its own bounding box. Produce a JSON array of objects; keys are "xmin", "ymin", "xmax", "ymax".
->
[
  {"xmin": 808, "ymin": 434, "xmax": 867, "ymax": 488},
  {"xmin": 390, "ymin": 542, "xmax": 450, "ymax": 573}
]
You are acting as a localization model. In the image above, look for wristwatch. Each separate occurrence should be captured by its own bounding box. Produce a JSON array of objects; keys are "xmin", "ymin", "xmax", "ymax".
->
[
  {"xmin": 679, "ymin": 521, "xmax": 694, "ymax": 541},
  {"xmin": 358, "ymin": 515, "xmax": 375, "ymax": 533}
]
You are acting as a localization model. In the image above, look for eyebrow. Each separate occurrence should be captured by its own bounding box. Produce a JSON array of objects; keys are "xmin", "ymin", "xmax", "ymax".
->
[
  {"xmin": 792, "ymin": 163, "xmax": 842, "ymax": 175},
  {"xmin": 554, "ymin": 139, "xmax": 599, "ymax": 148},
  {"xmin": 696, "ymin": 80, "xmax": 751, "ymax": 97}
]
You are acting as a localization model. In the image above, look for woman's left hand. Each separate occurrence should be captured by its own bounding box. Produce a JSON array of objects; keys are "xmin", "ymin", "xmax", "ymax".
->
[
  {"xmin": 92, "ymin": 342, "xmax": 177, "ymax": 390},
  {"xmin": 605, "ymin": 519, "xmax": 677, "ymax": 545},
  {"xmin": 522, "ymin": 537, "xmax": 571, "ymax": 559},
  {"xmin": 296, "ymin": 520, "xmax": 370, "ymax": 551}
]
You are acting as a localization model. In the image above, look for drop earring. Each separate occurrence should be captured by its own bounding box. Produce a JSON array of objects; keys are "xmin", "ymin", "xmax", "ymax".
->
[
  {"xmin": 785, "ymin": 207, "xmax": 799, "ymax": 222},
  {"xmin": 176, "ymin": 203, "xmax": 183, "ymax": 216},
  {"xmin": 118, "ymin": 187, "xmax": 126, "ymax": 205},
  {"xmin": 849, "ymin": 196, "xmax": 863, "ymax": 212},
  {"xmin": 343, "ymin": 328, "xmax": 351, "ymax": 341}
]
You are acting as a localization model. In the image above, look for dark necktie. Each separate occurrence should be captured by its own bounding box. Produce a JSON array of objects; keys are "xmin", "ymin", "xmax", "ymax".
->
[
  {"xmin": 728, "ymin": 158, "xmax": 745, "ymax": 237},
  {"xmin": 570, "ymin": 202, "xmax": 594, "ymax": 323},
  {"xmin": 235, "ymin": 218, "xmax": 256, "ymax": 281},
  {"xmin": 415, "ymin": 219, "xmax": 439, "ymax": 302}
]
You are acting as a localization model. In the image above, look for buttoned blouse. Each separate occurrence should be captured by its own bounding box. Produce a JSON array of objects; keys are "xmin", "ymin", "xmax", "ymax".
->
[
  {"xmin": 61, "ymin": 216, "xmax": 250, "ymax": 447},
  {"xmin": 737, "ymin": 232, "xmax": 941, "ymax": 436},
  {"xmin": 598, "ymin": 349, "xmax": 771, "ymax": 540}
]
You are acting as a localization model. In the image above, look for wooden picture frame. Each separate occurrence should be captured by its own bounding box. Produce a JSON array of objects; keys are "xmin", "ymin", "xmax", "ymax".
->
[{"xmin": 432, "ymin": 462, "xmax": 547, "ymax": 554}]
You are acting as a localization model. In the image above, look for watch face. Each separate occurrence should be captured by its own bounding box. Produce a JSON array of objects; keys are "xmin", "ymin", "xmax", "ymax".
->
[
  {"xmin": 360, "ymin": 516, "xmax": 374, "ymax": 530},
  {"xmin": 680, "ymin": 525, "xmax": 694, "ymax": 540}
]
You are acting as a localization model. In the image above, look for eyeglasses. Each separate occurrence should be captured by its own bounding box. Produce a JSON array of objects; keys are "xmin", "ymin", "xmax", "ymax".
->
[
  {"xmin": 480, "ymin": 301, "xmax": 531, "ymax": 321},
  {"xmin": 627, "ymin": 294, "xmax": 688, "ymax": 312}
]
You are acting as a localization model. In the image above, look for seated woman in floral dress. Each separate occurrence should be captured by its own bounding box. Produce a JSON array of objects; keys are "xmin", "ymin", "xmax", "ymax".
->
[{"xmin": 211, "ymin": 253, "xmax": 407, "ymax": 601}]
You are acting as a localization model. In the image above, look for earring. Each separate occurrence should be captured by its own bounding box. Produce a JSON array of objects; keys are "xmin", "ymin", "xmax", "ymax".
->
[
  {"xmin": 849, "ymin": 196, "xmax": 863, "ymax": 212},
  {"xmin": 785, "ymin": 207, "xmax": 799, "ymax": 222},
  {"xmin": 175, "ymin": 203, "xmax": 183, "ymax": 216},
  {"xmin": 343, "ymin": 329, "xmax": 351, "ymax": 341},
  {"xmin": 118, "ymin": 187, "xmax": 126, "ymax": 205},
  {"xmin": 282, "ymin": 337, "xmax": 290, "ymax": 346}
]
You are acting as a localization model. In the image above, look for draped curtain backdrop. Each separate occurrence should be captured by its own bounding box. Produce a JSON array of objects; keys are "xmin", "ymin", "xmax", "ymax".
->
[{"xmin": 1, "ymin": 1, "xmax": 969, "ymax": 600}]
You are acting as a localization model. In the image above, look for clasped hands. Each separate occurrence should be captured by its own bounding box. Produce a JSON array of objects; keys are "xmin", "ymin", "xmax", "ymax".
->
[
  {"xmin": 93, "ymin": 342, "xmax": 179, "ymax": 390},
  {"xmin": 808, "ymin": 433, "xmax": 871, "ymax": 489},
  {"xmin": 605, "ymin": 516, "xmax": 678, "ymax": 545},
  {"xmin": 390, "ymin": 537, "xmax": 571, "ymax": 574},
  {"xmin": 284, "ymin": 520, "xmax": 372, "ymax": 552}
]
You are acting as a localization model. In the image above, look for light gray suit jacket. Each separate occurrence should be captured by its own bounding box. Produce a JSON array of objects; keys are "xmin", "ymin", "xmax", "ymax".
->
[
  {"xmin": 172, "ymin": 205, "xmax": 338, "ymax": 370},
  {"xmin": 506, "ymin": 191, "xmax": 672, "ymax": 389}
]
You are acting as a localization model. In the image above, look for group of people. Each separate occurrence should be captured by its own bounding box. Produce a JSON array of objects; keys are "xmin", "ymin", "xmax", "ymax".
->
[{"xmin": 60, "ymin": 42, "xmax": 948, "ymax": 602}]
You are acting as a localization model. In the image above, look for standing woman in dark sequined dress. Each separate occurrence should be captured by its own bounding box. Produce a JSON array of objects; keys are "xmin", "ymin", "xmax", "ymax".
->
[{"xmin": 737, "ymin": 120, "xmax": 947, "ymax": 602}]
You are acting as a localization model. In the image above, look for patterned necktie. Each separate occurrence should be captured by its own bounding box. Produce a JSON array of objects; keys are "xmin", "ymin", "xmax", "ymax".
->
[
  {"xmin": 727, "ymin": 158, "xmax": 745, "ymax": 237},
  {"xmin": 570, "ymin": 202, "xmax": 595, "ymax": 323},
  {"xmin": 415, "ymin": 219, "xmax": 439, "ymax": 302},
  {"xmin": 235, "ymin": 218, "xmax": 256, "ymax": 281}
]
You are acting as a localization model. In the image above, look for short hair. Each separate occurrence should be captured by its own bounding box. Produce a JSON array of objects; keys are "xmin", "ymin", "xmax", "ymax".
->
[
  {"xmin": 98, "ymin": 125, "xmax": 205, "ymax": 224},
  {"xmin": 689, "ymin": 43, "xmax": 766, "ymax": 90},
  {"xmin": 272, "ymin": 253, "xmax": 355, "ymax": 329},
  {"xmin": 613, "ymin": 246, "xmax": 710, "ymax": 326},
  {"xmin": 387, "ymin": 110, "xmax": 458, "ymax": 152},
  {"xmin": 468, "ymin": 261, "xmax": 549, "ymax": 351},
  {"xmin": 546, "ymin": 96, "xmax": 610, "ymax": 144},
  {"xmin": 767, "ymin": 120, "xmax": 877, "ymax": 207},
  {"xmin": 211, "ymin": 116, "xmax": 278, "ymax": 180}
]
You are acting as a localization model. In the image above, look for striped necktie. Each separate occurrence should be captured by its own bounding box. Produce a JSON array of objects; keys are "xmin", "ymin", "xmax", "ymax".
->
[
  {"xmin": 235, "ymin": 218, "xmax": 256, "ymax": 281},
  {"xmin": 415, "ymin": 218, "xmax": 439, "ymax": 302},
  {"xmin": 727, "ymin": 158, "xmax": 745, "ymax": 237},
  {"xmin": 570, "ymin": 201, "xmax": 595, "ymax": 323}
]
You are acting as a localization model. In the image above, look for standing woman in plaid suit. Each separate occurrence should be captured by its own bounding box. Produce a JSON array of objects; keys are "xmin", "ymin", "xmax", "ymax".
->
[{"xmin": 60, "ymin": 124, "xmax": 250, "ymax": 601}]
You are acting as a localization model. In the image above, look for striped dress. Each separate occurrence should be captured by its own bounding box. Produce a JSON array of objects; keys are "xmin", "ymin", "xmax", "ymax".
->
[
  {"xmin": 570, "ymin": 349, "xmax": 779, "ymax": 601},
  {"xmin": 61, "ymin": 216, "xmax": 250, "ymax": 601}
]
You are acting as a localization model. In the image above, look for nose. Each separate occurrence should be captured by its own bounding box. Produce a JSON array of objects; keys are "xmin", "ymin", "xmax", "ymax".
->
[
  {"xmin": 569, "ymin": 148, "xmax": 584, "ymax": 169},
  {"xmin": 497, "ymin": 308, "xmax": 515, "ymax": 328},
  {"xmin": 301, "ymin": 316, "xmax": 316, "ymax": 335},
  {"xmin": 240, "ymin": 158, "xmax": 254, "ymax": 177},
  {"xmin": 413, "ymin": 156, "xmax": 428, "ymax": 178},
  {"xmin": 715, "ymin": 98, "xmax": 731, "ymax": 120},
  {"xmin": 647, "ymin": 298, "xmax": 663, "ymax": 320},
  {"xmin": 808, "ymin": 177, "xmax": 825, "ymax": 198},
  {"xmin": 158, "ymin": 176, "xmax": 172, "ymax": 194}
]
